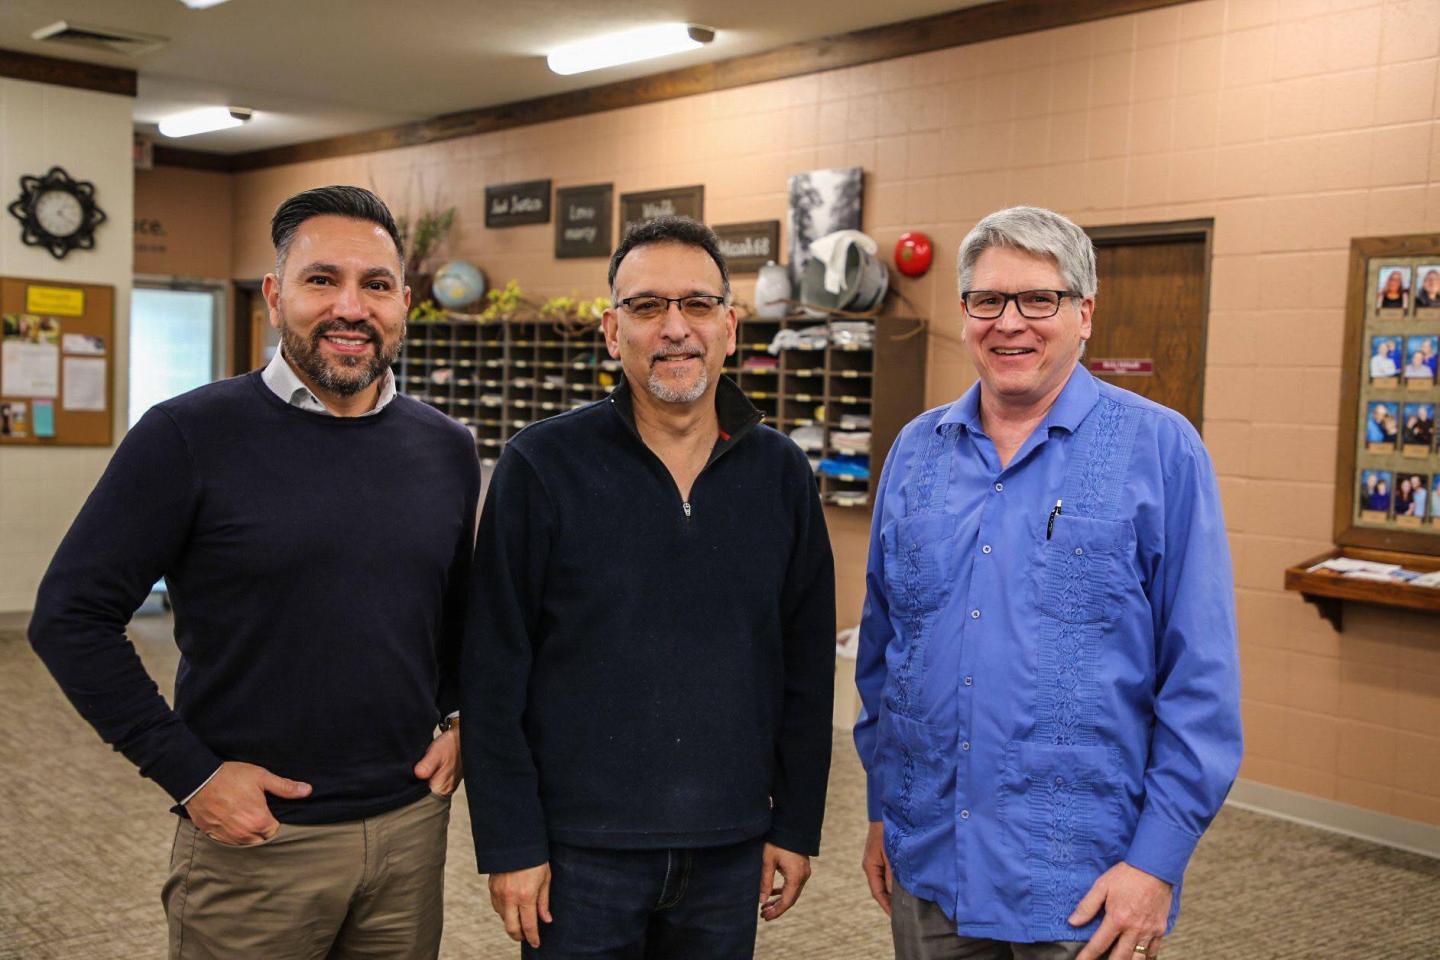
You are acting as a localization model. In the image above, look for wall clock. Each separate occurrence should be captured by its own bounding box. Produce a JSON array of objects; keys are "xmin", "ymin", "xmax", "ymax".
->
[{"xmin": 6, "ymin": 166, "xmax": 107, "ymax": 259}]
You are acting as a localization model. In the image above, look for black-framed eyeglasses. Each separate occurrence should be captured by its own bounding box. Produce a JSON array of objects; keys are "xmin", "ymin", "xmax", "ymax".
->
[
  {"xmin": 961, "ymin": 289, "xmax": 1082, "ymax": 320},
  {"xmin": 616, "ymin": 295, "xmax": 726, "ymax": 321}
]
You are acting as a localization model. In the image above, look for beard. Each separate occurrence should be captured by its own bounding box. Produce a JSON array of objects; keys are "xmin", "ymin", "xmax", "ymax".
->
[
  {"xmin": 646, "ymin": 347, "xmax": 709, "ymax": 404},
  {"xmin": 279, "ymin": 314, "xmax": 401, "ymax": 397}
]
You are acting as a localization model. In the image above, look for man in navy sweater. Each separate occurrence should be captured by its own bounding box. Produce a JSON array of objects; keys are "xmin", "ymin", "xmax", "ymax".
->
[
  {"xmin": 29, "ymin": 186, "xmax": 479, "ymax": 959},
  {"xmin": 465, "ymin": 216, "xmax": 836, "ymax": 958}
]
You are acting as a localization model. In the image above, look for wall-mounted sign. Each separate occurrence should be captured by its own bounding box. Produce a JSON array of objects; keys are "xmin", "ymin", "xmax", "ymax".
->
[
  {"xmin": 620, "ymin": 185, "xmax": 704, "ymax": 236},
  {"xmin": 712, "ymin": 221, "xmax": 780, "ymax": 274},
  {"xmin": 555, "ymin": 183, "xmax": 613, "ymax": 259},
  {"xmin": 1088, "ymin": 358, "xmax": 1154, "ymax": 376},
  {"xmin": 485, "ymin": 179, "xmax": 551, "ymax": 228}
]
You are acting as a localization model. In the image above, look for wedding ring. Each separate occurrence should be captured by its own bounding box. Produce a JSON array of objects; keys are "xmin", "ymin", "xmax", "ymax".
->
[{"xmin": 1133, "ymin": 945, "xmax": 1149, "ymax": 955}]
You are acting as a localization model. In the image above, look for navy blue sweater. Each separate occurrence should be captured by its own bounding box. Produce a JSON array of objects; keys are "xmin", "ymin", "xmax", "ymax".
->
[
  {"xmin": 463, "ymin": 378, "xmax": 836, "ymax": 873},
  {"xmin": 29, "ymin": 371, "xmax": 479, "ymax": 824}
]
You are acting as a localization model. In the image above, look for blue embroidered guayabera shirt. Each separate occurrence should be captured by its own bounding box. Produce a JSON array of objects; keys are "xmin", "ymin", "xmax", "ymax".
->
[{"xmin": 854, "ymin": 366, "xmax": 1242, "ymax": 944}]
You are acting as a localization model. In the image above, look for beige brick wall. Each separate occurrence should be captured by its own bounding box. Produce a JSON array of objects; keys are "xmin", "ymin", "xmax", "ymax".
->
[{"xmin": 227, "ymin": 0, "xmax": 1440, "ymax": 825}]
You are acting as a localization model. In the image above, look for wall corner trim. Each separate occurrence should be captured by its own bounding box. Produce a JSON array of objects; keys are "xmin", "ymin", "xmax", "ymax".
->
[
  {"xmin": 0, "ymin": 47, "xmax": 137, "ymax": 97},
  {"xmin": 1226, "ymin": 779, "xmax": 1440, "ymax": 861}
]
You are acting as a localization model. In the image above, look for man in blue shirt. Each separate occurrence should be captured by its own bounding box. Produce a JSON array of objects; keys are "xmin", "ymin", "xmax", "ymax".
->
[{"xmin": 854, "ymin": 206, "xmax": 1242, "ymax": 960}]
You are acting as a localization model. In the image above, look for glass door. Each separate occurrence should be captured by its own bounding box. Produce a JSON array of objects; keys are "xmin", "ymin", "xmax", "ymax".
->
[{"xmin": 129, "ymin": 284, "xmax": 226, "ymax": 427}]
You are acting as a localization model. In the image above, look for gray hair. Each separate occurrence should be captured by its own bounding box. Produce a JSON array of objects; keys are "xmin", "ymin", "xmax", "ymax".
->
[{"xmin": 956, "ymin": 206, "xmax": 1097, "ymax": 299}]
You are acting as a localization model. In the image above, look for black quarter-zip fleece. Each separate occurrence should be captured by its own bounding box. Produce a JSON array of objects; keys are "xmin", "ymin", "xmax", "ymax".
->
[{"xmin": 462, "ymin": 377, "xmax": 836, "ymax": 873}]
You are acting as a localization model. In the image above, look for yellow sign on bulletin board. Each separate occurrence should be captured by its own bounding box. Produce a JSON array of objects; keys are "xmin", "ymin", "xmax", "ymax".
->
[{"xmin": 25, "ymin": 285, "xmax": 86, "ymax": 317}]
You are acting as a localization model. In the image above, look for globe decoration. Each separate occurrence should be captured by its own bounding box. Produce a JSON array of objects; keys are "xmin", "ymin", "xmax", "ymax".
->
[{"xmin": 431, "ymin": 260, "xmax": 486, "ymax": 309}]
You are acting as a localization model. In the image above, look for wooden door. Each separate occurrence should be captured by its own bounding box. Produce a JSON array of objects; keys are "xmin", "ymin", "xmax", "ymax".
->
[{"xmin": 1084, "ymin": 223, "xmax": 1211, "ymax": 433}]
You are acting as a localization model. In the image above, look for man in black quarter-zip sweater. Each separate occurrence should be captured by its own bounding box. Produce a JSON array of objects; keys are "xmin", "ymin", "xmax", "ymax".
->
[
  {"xmin": 464, "ymin": 216, "xmax": 836, "ymax": 959},
  {"xmin": 30, "ymin": 186, "xmax": 479, "ymax": 960}
]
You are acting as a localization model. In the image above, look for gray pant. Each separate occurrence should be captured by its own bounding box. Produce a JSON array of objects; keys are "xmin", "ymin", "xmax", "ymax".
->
[{"xmin": 892, "ymin": 885, "xmax": 1091, "ymax": 960}]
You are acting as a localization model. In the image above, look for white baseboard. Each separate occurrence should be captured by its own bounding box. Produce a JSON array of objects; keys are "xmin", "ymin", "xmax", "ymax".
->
[{"xmin": 1227, "ymin": 779, "xmax": 1440, "ymax": 860}]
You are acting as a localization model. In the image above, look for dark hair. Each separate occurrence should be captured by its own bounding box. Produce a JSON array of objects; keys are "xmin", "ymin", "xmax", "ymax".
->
[
  {"xmin": 270, "ymin": 185, "xmax": 404, "ymax": 273},
  {"xmin": 607, "ymin": 215, "xmax": 730, "ymax": 300}
]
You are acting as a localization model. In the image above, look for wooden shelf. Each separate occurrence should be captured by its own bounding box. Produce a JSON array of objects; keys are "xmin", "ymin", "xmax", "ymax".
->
[
  {"xmin": 398, "ymin": 311, "xmax": 926, "ymax": 507},
  {"xmin": 1284, "ymin": 546, "xmax": 1440, "ymax": 632}
]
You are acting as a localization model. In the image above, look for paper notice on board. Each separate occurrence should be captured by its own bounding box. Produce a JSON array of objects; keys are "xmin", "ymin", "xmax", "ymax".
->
[
  {"xmin": 2, "ymin": 341, "xmax": 60, "ymax": 397},
  {"xmin": 61, "ymin": 356, "xmax": 106, "ymax": 411}
]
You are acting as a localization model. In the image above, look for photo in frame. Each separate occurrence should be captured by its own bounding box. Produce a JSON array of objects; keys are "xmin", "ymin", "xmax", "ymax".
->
[
  {"xmin": 787, "ymin": 166, "xmax": 863, "ymax": 288},
  {"xmin": 1403, "ymin": 334, "xmax": 1438, "ymax": 387},
  {"xmin": 1365, "ymin": 400, "xmax": 1399, "ymax": 451},
  {"xmin": 1374, "ymin": 263, "xmax": 1411, "ymax": 314},
  {"xmin": 1416, "ymin": 263, "xmax": 1440, "ymax": 314},
  {"xmin": 1369, "ymin": 335, "xmax": 1402, "ymax": 385},
  {"xmin": 1394, "ymin": 471, "xmax": 1430, "ymax": 526},
  {"xmin": 1402, "ymin": 402, "xmax": 1435, "ymax": 457},
  {"xmin": 1358, "ymin": 468, "xmax": 1393, "ymax": 521}
]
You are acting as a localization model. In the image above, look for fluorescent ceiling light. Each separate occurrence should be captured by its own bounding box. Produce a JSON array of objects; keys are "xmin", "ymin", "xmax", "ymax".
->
[
  {"xmin": 179, "ymin": 0, "xmax": 233, "ymax": 8},
  {"xmin": 547, "ymin": 23, "xmax": 714, "ymax": 76},
  {"xmin": 158, "ymin": 107, "xmax": 252, "ymax": 138}
]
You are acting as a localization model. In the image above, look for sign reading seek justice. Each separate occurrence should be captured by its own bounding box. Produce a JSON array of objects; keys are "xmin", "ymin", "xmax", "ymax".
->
[{"xmin": 485, "ymin": 180, "xmax": 551, "ymax": 228}]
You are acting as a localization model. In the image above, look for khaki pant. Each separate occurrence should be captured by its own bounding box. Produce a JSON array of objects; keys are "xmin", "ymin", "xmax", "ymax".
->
[
  {"xmin": 892, "ymin": 885, "xmax": 1092, "ymax": 960},
  {"xmin": 163, "ymin": 791, "xmax": 451, "ymax": 960}
]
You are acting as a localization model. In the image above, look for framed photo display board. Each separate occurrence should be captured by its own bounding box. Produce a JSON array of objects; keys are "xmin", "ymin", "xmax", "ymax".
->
[{"xmin": 1336, "ymin": 234, "xmax": 1440, "ymax": 555}]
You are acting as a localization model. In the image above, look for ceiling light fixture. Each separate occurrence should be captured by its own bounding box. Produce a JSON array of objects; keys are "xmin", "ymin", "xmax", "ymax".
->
[
  {"xmin": 158, "ymin": 107, "xmax": 253, "ymax": 138},
  {"xmin": 178, "ymin": 0, "xmax": 233, "ymax": 8},
  {"xmin": 546, "ymin": 23, "xmax": 715, "ymax": 76}
]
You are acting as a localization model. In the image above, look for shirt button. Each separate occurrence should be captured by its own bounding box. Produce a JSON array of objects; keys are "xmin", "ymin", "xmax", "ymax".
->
[
  {"xmin": 964, "ymin": 675, "xmax": 973, "ymax": 686},
  {"xmin": 1055, "ymin": 777, "xmax": 1065, "ymax": 787},
  {"xmin": 960, "ymin": 809, "xmax": 970, "ymax": 819},
  {"xmin": 1074, "ymin": 547, "xmax": 1084, "ymax": 556},
  {"xmin": 994, "ymin": 482, "xmax": 1004, "ymax": 492},
  {"xmin": 982, "ymin": 544, "xmax": 992, "ymax": 554},
  {"xmin": 970, "ymin": 609, "xmax": 980, "ymax": 619},
  {"xmin": 962, "ymin": 741, "xmax": 971, "ymax": 751}
]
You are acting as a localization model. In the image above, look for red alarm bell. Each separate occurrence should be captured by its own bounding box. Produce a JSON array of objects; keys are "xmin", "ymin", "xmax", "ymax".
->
[{"xmin": 894, "ymin": 231, "xmax": 933, "ymax": 278}]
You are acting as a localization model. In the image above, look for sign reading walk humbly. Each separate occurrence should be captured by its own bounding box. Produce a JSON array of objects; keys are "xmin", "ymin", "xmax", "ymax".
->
[
  {"xmin": 555, "ymin": 184, "xmax": 613, "ymax": 259},
  {"xmin": 485, "ymin": 179, "xmax": 551, "ymax": 228},
  {"xmin": 619, "ymin": 185, "xmax": 704, "ymax": 236}
]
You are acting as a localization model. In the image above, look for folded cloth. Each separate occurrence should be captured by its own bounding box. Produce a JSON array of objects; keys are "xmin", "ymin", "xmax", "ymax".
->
[
  {"xmin": 768, "ymin": 326, "xmax": 830, "ymax": 354},
  {"xmin": 788, "ymin": 425, "xmax": 825, "ymax": 453},
  {"xmin": 830, "ymin": 431, "xmax": 871, "ymax": 454},
  {"xmin": 839, "ymin": 413, "xmax": 872, "ymax": 430},
  {"xmin": 808, "ymin": 230, "xmax": 878, "ymax": 295},
  {"xmin": 742, "ymin": 355, "xmax": 779, "ymax": 370}
]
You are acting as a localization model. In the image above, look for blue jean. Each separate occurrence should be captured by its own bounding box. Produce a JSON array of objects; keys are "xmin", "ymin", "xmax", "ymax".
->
[{"xmin": 521, "ymin": 838, "xmax": 766, "ymax": 960}]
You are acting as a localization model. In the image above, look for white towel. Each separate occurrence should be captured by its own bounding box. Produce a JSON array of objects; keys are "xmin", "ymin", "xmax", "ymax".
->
[{"xmin": 808, "ymin": 230, "xmax": 877, "ymax": 295}]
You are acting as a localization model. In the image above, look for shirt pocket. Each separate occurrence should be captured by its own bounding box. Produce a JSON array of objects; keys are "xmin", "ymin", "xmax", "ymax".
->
[
  {"xmin": 876, "ymin": 707, "xmax": 951, "ymax": 830},
  {"xmin": 1035, "ymin": 515, "xmax": 1135, "ymax": 625},
  {"xmin": 997, "ymin": 741, "xmax": 1127, "ymax": 916},
  {"xmin": 881, "ymin": 513, "xmax": 962, "ymax": 619}
]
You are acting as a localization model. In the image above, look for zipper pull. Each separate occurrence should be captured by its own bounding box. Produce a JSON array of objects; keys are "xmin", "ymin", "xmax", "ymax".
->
[{"xmin": 682, "ymin": 501, "xmax": 692, "ymax": 518}]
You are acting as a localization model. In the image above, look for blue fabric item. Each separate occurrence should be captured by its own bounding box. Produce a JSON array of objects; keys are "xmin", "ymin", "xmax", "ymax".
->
[
  {"xmin": 1366, "ymin": 416, "xmax": 1385, "ymax": 444},
  {"xmin": 818, "ymin": 454, "xmax": 870, "ymax": 479},
  {"xmin": 854, "ymin": 366, "xmax": 1241, "ymax": 944}
]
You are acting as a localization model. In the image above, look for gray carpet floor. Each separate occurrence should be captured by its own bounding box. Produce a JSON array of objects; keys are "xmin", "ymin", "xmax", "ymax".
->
[{"xmin": 2, "ymin": 617, "xmax": 1438, "ymax": 959}]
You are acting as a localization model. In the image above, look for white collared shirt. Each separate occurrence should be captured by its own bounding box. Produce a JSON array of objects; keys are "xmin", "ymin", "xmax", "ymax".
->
[{"xmin": 260, "ymin": 347, "xmax": 396, "ymax": 416}]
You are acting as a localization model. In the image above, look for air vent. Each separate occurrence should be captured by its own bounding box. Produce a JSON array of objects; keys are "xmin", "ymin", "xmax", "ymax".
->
[{"xmin": 31, "ymin": 21, "xmax": 168, "ymax": 57}]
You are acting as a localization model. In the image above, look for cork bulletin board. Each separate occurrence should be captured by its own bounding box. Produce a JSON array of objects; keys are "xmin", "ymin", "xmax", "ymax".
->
[
  {"xmin": 0, "ymin": 276, "xmax": 114, "ymax": 447},
  {"xmin": 1336, "ymin": 235, "xmax": 1440, "ymax": 556}
]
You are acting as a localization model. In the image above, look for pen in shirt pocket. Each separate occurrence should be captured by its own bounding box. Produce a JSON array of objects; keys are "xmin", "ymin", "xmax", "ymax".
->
[{"xmin": 1046, "ymin": 499, "xmax": 1063, "ymax": 540}]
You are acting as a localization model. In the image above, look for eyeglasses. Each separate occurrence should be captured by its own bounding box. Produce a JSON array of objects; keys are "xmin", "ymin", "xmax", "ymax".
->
[
  {"xmin": 616, "ymin": 295, "xmax": 726, "ymax": 321},
  {"xmin": 961, "ymin": 289, "xmax": 1082, "ymax": 320}
]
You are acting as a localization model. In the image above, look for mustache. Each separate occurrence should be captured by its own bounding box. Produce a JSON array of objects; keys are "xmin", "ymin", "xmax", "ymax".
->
[
  {"xmin": 311, "ymin": 319, "xmax": 381, "ymax": 343},
  {"xmin": 650, "ymin": 345, "xmax": 702, "ymax": 365}
]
